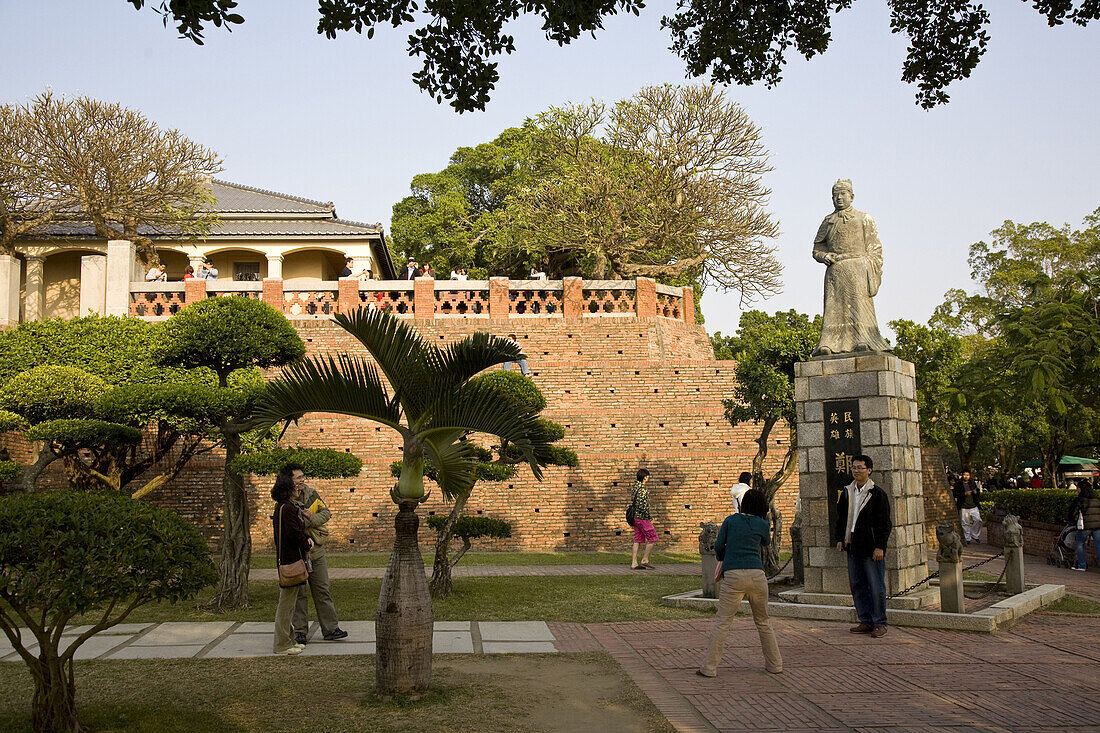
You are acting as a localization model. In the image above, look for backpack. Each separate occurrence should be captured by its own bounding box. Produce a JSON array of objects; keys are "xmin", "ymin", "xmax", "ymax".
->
[{"xmin": 626, "ymin": 502, "xmax": 636, "ymax": 527}]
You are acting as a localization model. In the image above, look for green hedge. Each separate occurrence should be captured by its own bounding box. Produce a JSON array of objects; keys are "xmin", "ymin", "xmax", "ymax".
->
[
  {"xmin": 231, "ymin": 447, "xmax": 363, "ymax": 478},
  {"xmin": 0, "ymin": 365, "xmax": 109, "ymax": 423},
  {"xmin": 987, "ymin": 488, "xmax": 1077, "ymax": 525},
  {"xmin": 426, "ymin": 514, "xmax": 512, "ymax": 540},
  {"xmin": 25, "ymin": 419, "xmax": 143, "ymax": 446},
  {"xmin": 0, "ymin": 461, "xmax": 19, "ymax": 483}
]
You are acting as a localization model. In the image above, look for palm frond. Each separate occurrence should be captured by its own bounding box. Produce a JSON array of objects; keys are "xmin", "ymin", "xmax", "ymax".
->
[
  {"xmin": 332, "ymin": 308, "xmax": 435, "ymax": 417},
  {"xmin": 253, "ymin": 354, "xmax": 402, "ymax": 432},
  {"xmin": 419, "ymin": 332, "xmax": 524, "ymax": 402},
  {"xmin": 422, "ymin": 432, "xmax": 481, "ymax": 502},
  {"xmin": 419, "ymin": 380, "xmax": 551, "ymax": 481}
]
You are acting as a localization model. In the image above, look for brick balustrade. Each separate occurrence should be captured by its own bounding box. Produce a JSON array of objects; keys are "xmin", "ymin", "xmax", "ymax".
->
[{"xmin": 128, "ymin": 277, "xmax": 695, "ymax": 323}]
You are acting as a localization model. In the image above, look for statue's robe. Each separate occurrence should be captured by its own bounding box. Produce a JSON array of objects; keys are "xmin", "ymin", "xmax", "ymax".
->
[{"xmin": 812, "ymin": 206, "xmax": 890, "ymax": 354}]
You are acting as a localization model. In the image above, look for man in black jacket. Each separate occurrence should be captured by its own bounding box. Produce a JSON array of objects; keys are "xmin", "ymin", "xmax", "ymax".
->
[
  {"xmin": 834, "ymin": 454, "xmax": 892, "ymax": 637},
  {"xmin": 952, "ymin": 470, "xmax": 982, "ymax": 544}
]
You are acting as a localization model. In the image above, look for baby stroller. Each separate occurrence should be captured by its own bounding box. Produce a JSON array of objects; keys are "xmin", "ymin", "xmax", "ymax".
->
[{"xmin": 1047, "ymin": 524, "xmax": 1077, "ymax": 568}]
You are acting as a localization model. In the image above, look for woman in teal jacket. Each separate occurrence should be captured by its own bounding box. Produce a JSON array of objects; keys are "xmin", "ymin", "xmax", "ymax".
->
[{"xmin": 698, "ymin": 489, "xmax": 782, "ymax": 676}]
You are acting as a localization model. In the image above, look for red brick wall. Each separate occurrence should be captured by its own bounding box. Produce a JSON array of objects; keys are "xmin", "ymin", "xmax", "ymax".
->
[
  {"xmin": 4, "ymin": 315, "xmax": 797, "ymax": 553},
  {"xmin": 920, "ymin": 447, "xmax": 959, "ymax": 546}
]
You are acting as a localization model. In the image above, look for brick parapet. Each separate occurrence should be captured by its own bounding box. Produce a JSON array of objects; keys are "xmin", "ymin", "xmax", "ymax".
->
[
  {"xmin": 635, "ymin": 278, "xmax": 657, "ymax": 319},
  {"xmin": 184, "ymin": 279, "xmax": 206, "ymax": 304},
  {"xmin": 337, "ymin": 278, "xmax": 359, "ymax": 313},
  {"xmin": 563, "ymin": 277, "xmax": 583, "ymax": 320},
  {"xmin": 489, "ymin": 278, "xmax": 509, "ymax": 318},
  {"xmin": 261, "ymin": 278, "xmax": 283, "ymax": 310},
  {"xmin": 413, "ymin": 277, "xmax": 435, "ymax": 318}
]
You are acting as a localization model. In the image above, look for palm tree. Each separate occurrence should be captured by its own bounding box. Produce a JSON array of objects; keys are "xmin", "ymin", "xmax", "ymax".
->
[{"xmin": 253, "ymin": 309, "xmax": 552, "ymax": 696}]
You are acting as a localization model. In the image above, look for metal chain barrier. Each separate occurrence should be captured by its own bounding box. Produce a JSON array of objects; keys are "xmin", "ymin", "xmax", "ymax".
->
[
  {"xmin": 766, "ymin": 556, "xmax": 792, "ymax": 581},
  {"xmin": 888, "ymin": 551, "xmax": 1005, "ymax": 599}
]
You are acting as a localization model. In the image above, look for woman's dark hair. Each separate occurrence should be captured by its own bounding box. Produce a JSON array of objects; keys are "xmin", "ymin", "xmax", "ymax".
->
[
  {"xmin": 739, "ymin": 489, "xmax": 768, "ymax": 519},
  {"xmin": 278, "ymin": 463, "xmax": 305, "ymax": 481},
  {"xmin": 636, "ymin": 468, "xmax": 650, "ymax": 482},
  {"xmin": 271, "ymin": 472, "xmax": 296, "ymax": 502}
]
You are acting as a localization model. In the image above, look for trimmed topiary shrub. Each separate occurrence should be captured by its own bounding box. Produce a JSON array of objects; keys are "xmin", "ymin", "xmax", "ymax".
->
[
  {"xmin": 232, "ymin": 446, "xmax": 363, "ymax": 478},
  {"xmin": 0, "ymin": 491, "xmax": 216, "ymax": 732},
  {"xmin": 987, "ymin": 488, "xmax": 1077, "ymax": 525},
  {"xmin": 0, "ymin": 365, "xmax": 108, "ymax": 423},
  {"xmin": 426, "ymin": 514, "xmax": 512, "ymax": 565}
]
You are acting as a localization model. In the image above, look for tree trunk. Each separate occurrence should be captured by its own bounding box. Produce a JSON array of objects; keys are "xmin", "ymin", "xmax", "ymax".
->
[
  {"xmin": 200, "ymin": 430, "xmax": 251, "ymax": 611},
  {"xmin": 376, "ymin": 500, "xmax": 433, "ymax": 697},
  {"xmin": 429, "ymin": 491, "xmax": 470, "ymax": 599},
  {"xmin": 750, "ymin": 416, "xmax": 798, "ymax": 576},
  {"xmin": 20, "ymin": 444, "xmax": 59, "ymax": 493},
  {"xmin": 30, "ymin": 655, "xmax": 81, "ymax": 732}
]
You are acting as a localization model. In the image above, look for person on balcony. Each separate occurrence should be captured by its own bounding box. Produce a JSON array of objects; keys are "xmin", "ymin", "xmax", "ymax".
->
[
  {"xmin": 401, "ymin": 260, "xmax": 421, "ymax": 280},
  {"xmin": 197, "ymin": 259, "xmax": 218, "ymax": 280},
  {"xmin": 145, "ymin": 264, "xmax": 166, "ymax": 282}
]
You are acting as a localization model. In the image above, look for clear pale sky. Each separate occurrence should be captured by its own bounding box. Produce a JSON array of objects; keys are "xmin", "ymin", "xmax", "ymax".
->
[{"xmin": 2, "ymin": 1, "xmax": 1097, "ymax": 338}]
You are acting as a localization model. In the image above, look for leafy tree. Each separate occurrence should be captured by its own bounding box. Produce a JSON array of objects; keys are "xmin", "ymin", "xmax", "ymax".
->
[
  {"xmin": 389, "ymin": 370, "xmax": 577, "ymax": 598},
  {"xmin": 231, "ymin": 446, "xmax": 364, "ymax": 478},
  {"xmin": 152, "ymin": 298, "xmax": 305, "ymax": 611},
  {"xmin": 24, "ymin": 91, "xmax": 222, "ymax": 267},
  {"xmin": 0, "ymin": 317, "xmax": 247, "ymax": 496},
  {"xmin": 391, "ymin": 126, "xmax": 536, "ymax": 277},
  {"xmin": 425, "ymin": 514, "xmax": 512, "ymax": 566},
  {"xmin": 253, "ymin": 309, "xmax": 556, "ymax": 696},
  {"xmin": 0, "ymin": 491, "xmax": 216, "ymax": 732},
  {"xmin": 129, "ymin": 0, "xmax": 1099, "ymax": 111},
  {"xmin": 715, "ymin": 309, "xmax": 819, "ymax": 573}
]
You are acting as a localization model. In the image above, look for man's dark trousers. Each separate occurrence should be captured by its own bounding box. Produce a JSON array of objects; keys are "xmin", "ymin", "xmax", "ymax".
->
[{"xmin": 847, "ymin": 552, "xmax": 887, "ymax": 627}]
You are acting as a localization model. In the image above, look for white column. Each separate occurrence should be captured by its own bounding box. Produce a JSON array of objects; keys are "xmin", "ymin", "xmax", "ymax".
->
[
  {"xmin": 266, "ymin": 254, "xmax": 284, "ymax": 280},
  {"xmin": 24, "ymin": 256, "xmax": 45, "ymax": 321},
  {"xmin": 79, "ymin": 254, "xmax": 108, "ymax": 316},
  {"xmin": 0, "ymin": 254, "xmax": 21, "ymax": 328},
  {"xmin": 352, "ymin": 255, "xmax": 373, "ymax": 278},
  {"xmin": 105, "ymin": 239, "xmax": 137, "ymax": 317},
  {"xmin": 189, "ymin": 256, "xmax": 205, "ymax": 274}
]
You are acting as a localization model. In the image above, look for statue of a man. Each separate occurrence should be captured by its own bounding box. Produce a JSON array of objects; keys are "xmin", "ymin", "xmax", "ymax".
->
[{"xmin": 811, "ymin": 179, "xmax": 890, "ymax": 356}]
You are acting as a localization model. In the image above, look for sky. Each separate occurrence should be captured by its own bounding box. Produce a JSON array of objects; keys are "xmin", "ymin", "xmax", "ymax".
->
[{"xmin": 1, "ymin": 1, "xmax": 1097, "ymax": 338}]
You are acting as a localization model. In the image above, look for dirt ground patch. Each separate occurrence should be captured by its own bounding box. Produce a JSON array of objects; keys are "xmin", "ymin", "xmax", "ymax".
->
[{"xmin": 0, "ymin": 653, "xmax": 673, "ymax": 733}]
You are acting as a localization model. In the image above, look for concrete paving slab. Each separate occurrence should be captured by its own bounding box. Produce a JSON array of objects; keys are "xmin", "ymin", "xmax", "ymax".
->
[
  {"xmin": 300, "ymin": 642, "xmax": 376, "ymax": 656},
  {"xmin": 479, "ymin": 621, "xmax": 554, "ymax": 641},
  {"xmin": 105, "ymin": 645, "xmax": 205, "ymax": 660},
  {"xmin": 433, "ymin": 631, "xmax": 474, "ymax": 653},
  {"xmin": 333, "ymin": 620, "xmax": 375, "ymax": 641},
  {"xmin": 63, "ymin": 623, "xmax": 152, "ymax": 636},
  {"xmin": 234, "ymin": 622, "xmax": 275, "ymax": 634},
  {"xmin": 204, "ymin": 634, "xmax": 274, "ymax": 658},
  {"xmin": 132, "ymin": 622, "xmax": 234, "ymax": 646},
  {"xmin": 68, "ymin": 635, "xmax": 133, "ymax": 660},
  {"xmin": 482, "ymin": 641, "xmax": 558, "ymax": 654},
  {"xmin": 434, "ymin": 621, "xmax": 472, "ymax": 632}
]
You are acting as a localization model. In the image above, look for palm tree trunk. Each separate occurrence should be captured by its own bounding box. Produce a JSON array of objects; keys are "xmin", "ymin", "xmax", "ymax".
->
[
  {"xmin": 376, "ymin": 500, "xmax": 433, "ymax": 697},
  {"xmin": 430, "ymin": 491, "xmax": 470, "ymax": 599},
  {"xmin": 30, "ymin": 653, "xmax": 81, "ymax": 732}
]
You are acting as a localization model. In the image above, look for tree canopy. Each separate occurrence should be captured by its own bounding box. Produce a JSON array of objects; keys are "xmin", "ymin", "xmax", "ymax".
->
[
  {"xmin": 393, "ymin": 85, "xmax": 782, "ymax": 306},
  {"xmin": 128, "ymin": 0, "xmax": 1097, "ymax": 111}
]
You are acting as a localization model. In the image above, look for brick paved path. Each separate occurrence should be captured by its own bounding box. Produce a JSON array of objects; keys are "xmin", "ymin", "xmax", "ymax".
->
[
  {"xmin": 574, "ymin": 613, "xmax": 1100, "ymax": 732},
  {"xmin": 250, "ymin": 562, "xmax": 701, "ymax": 580}
]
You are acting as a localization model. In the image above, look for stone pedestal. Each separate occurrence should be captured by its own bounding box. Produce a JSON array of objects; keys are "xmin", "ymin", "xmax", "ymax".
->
[
  {"xmin": 79, "ymin": 254, "xmax": 107, "ymax": 316},
  {"xmin": 105, "ymin": 239, "xmax": 137, "ymax": 317},
  {"xmin": 1005, "ymin": 545, "xmax": 1025, "ymax": 595},
  {"xmin": 939, "ymin": 560, "xmax": 964, "ymax": 613},
  {"xmin": 795, "ymin": 353, "xmax": 929, "ymax": 596}
]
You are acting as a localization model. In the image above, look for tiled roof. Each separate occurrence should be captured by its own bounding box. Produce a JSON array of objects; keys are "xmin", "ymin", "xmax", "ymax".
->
[
  {"xmin": 211, "ymin": 180, "xmax": 334, "ymax": 214},
  {"xmin": 36, "ymin": 218, "xmax": 382, "ymax": 238}
]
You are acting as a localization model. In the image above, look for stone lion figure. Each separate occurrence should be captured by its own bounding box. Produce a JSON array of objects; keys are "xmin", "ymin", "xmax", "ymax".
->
[
  {"xmin": 936, "ymin": 523, "xmax": 964, "ymax": 563},
  {"xmin": 1003, "ymin": 513, "xmax": 1023, "ymax": 548},
  {"xmin": 698, "ymin": 521, "xmax": 719, "ymax": 555}
]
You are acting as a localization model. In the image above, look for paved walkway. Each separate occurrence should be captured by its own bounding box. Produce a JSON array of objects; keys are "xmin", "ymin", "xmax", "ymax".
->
[{"xmin": 249, "ymin": 562, "xmax": 700, "ymax": 580}]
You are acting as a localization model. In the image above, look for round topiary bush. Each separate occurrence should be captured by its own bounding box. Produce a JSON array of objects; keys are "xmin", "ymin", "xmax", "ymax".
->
[
  {"xmin": 0, "ymin": 365, "xmax": 109, "ymax": 423},
  {"xmin": 0, "ymin": 491, "xmax": 217, "ymax": 732}
]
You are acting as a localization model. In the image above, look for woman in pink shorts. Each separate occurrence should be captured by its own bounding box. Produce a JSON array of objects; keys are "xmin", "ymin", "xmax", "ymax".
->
[{"xmin": 631, "ymin": 468, "xmax": 658, "ymax": 569}]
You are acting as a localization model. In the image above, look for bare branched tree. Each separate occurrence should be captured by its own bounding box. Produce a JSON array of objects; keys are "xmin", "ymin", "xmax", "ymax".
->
[
  {"xmin": 26, "ymin": 91, "xmax": 222, "ymax": 266},
  {"xmin": 0, "ymin": 104, "xmax": 62, "ymax": 256},
  {"xmin": 500, "ymin": 84, "xmax": 782, "ymax": 304}
]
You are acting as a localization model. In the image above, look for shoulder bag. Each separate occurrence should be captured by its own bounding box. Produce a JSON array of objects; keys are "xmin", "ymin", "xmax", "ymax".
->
[{"xmin": 276, "ymin": 503, "xmax": 309, "ymax": 588}]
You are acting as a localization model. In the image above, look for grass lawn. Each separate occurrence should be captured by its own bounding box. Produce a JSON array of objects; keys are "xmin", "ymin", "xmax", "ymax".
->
[
  {"xmin": 1043, "ymin": 594, "xmax": 1100, "ymax": 615},
  {"xmin": 71, "ymin": 575, "xmax": 712, "ymax": 624},
  {"xmin": 250, "ymin": 550, "xmax": 700, "ymax": 569},
  {"xmin": 0, "ymin": 653, "xmax": 674, "ymax": 733}
]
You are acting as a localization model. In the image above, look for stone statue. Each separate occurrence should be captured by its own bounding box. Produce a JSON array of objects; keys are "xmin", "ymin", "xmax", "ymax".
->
[
  {"xmin": 698, "ymin": 521, "xmax": 719, "ymax": 554},
  {"xmin": 1003, "ymin": 513, "xmax": 1023, "ymax": 548},
  {"xmin": 811, "ymin": 179, "xmax": 891, "ymax": 356},
  {"xmin": 936, "ymin": 523, "xmax": 964, "ymax": 563}
]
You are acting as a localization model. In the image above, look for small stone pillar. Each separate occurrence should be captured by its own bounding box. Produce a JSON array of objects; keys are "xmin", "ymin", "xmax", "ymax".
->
[
  {"xmin": 413, "ymin": 276, "xmax": 435, "ymax": 319},
  {"xmin": 488, "ymin": 277, "xmax": 509, "ymax": 319},
  {"xmin": 699, "ymin": 521, "xmax": 719, "ymax": 599},
  {"xmin": 1003, "ymin": 513, "xmax": 1025, "ymax": 595},
  {"xmin": 936, "ymin": 523, "xmax": 964, "ymax": 613},
  {"xmin": 634, "ymin": 277, "xmax": 656, "ymax": 318},
  {"xmin": 681, "ymin": 286, "xmax": 695, "ymax": 323},
  {"xmin": 563, "ymin": 276, "xmax": 583, "ymax": 320},
  {"xmin": 79, "ymin": 254, "xmax": 107, "ymax": 316},
  {"xmin": 261, "ymin": 278, "xmax": 283, "ymax": 311},
  {"xmin": 0, "ymin": 254, "xmax": 23, "ymax": 328},
  {"xmin": 338, "ymin": 277, "xmax": 360, "ymax": 314},
  {"xmin": 789, "ymin": 516, "xmax": 805, "ymax": 585}
]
